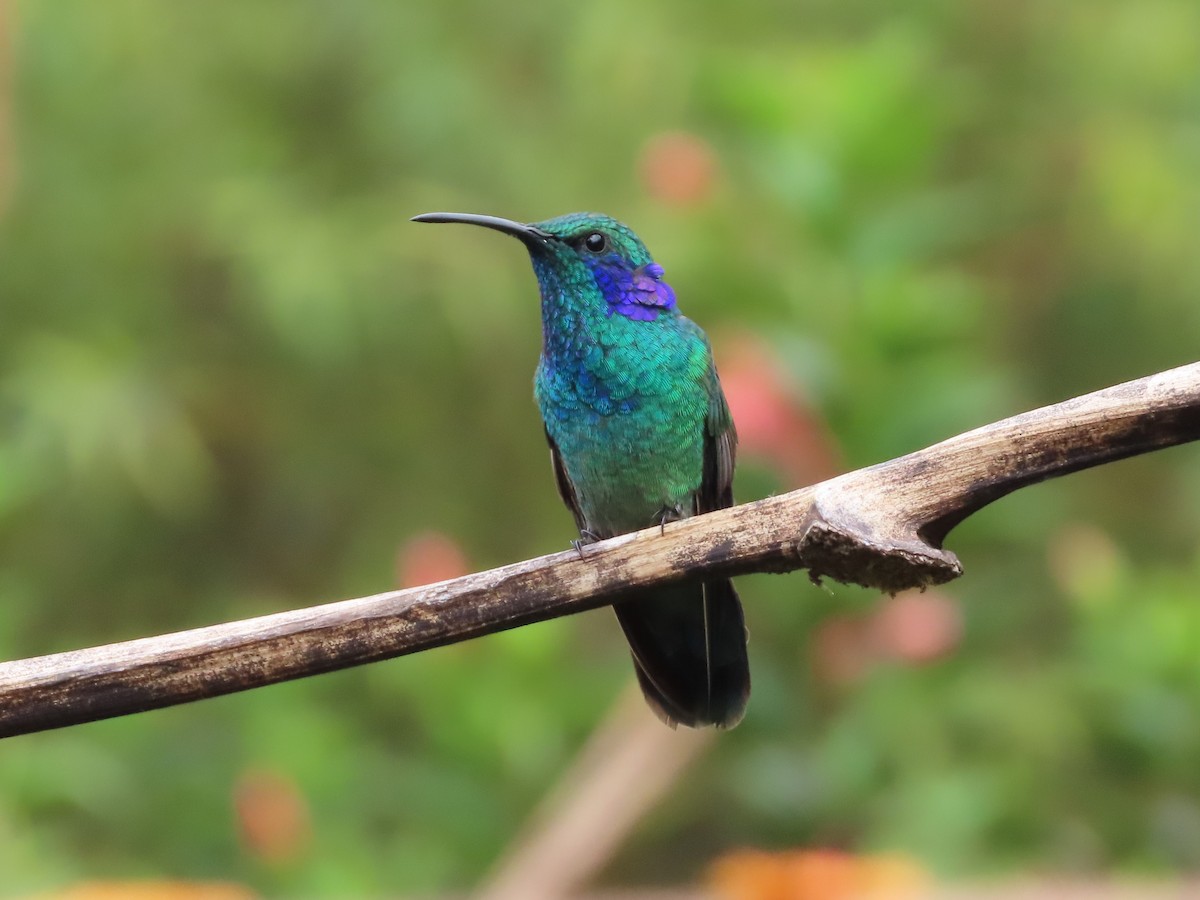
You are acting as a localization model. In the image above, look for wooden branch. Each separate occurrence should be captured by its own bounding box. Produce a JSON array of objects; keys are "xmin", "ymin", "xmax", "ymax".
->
[{"xmin": 1, "ymin": 362, "xmax": 1198, "ymax": 738}]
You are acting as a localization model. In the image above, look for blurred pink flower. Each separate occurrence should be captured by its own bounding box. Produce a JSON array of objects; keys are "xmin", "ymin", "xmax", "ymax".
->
[
  {"xmin": 812, "ymin": 590, "xmax": 963, "ymax": 685},
  {"xmin": 396, "ymin": 530, "xmax": 471, "ymax": 587},
  {"xmin": 870, "ymin": 590, "xmax": 963, "ymax": 664},
  {"xmin": 716, "ymin": 332, "xmax": 840, "ymax": 487}
]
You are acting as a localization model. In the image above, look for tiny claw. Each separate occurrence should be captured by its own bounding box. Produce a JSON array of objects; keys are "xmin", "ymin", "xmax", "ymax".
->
[
  {"xmin": 572, "ymin": 529, "xmax": 601, "ymax": 560},
  {"xmin": 656, "ymin": 505, "xmax": 684, "ymax": 536}
]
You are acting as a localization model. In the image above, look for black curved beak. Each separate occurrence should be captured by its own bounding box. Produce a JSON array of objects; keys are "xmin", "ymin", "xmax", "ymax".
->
[{"xmin": 411, "ymin": 212, "xmax": 553, "ymax": 248}]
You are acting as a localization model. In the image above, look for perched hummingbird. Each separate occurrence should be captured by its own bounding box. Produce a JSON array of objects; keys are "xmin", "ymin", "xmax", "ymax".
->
[{"xmin": 413, "ymin": 211, "xmax": 750, "ymax": 728}]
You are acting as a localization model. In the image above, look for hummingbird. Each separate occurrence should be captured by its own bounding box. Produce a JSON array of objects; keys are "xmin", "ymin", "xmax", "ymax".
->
[{"xmin": 412, "ymin": 211, "xmax": 750, "ymax": 728}]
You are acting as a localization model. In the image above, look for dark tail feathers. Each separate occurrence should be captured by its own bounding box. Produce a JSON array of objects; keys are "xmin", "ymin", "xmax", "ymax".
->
[{"xmin": 613, "ymin": 578, "xmax": 749, "ymax": 728}]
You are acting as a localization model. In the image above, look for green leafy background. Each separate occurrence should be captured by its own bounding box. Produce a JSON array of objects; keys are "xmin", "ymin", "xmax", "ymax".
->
[{"xmin": 2, "ymin": 0, "xmax": 1200, "ymax": 894}]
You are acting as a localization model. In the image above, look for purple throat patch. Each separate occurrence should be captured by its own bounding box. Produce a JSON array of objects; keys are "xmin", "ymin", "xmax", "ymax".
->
[{"xmin": 591, "ymin": 260, "xmax": 677, "ymax": 321}]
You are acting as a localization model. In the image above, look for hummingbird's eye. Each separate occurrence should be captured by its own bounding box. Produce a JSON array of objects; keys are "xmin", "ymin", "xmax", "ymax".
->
[{"xmin": 582, "ymin": 232, "xmax": 607, "ymax": 253}]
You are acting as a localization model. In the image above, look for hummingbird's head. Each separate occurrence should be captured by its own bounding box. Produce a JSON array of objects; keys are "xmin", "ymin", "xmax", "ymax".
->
[{"xmin": 412, "ymin": 211, "xmax": 677, "ymax": 322}]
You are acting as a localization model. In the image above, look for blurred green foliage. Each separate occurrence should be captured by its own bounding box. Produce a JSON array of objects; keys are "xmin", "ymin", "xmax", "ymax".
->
[{"xmin": 2, "ymin": 0, "xmax": 1200, "ymax": 895}]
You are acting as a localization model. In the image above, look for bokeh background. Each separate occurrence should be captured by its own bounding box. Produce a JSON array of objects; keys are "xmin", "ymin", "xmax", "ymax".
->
[{"xmin": 2, "ymin": 0, "xmax": 1200, "ymax": 896}]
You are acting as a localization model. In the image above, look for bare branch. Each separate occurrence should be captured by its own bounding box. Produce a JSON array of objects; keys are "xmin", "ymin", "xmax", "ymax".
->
[{"xmin": 1, "ymin": 362, "xmax": 1198, "ymax": 738}]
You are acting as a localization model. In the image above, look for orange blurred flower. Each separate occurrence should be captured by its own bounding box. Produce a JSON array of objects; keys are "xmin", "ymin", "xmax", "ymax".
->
[
  {"xmin": 234, "ymin": 768, "xmax": 312, "ymax": 865},
  {"xmin": 709, "ymin": 848, "xmax": 928, "ymax": 900},
  {"xmin": 39, "ymin": 884, "xmax": 256, "ymax": 900},
  {"xmin": 639, "ymin": 131, "xmax": 718, "ymax": 206}
]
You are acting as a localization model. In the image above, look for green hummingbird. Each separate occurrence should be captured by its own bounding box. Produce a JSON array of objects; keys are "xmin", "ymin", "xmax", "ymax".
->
[{"xmin": 413, "ymin": 211, "xmax": 749, "ymax": 728}]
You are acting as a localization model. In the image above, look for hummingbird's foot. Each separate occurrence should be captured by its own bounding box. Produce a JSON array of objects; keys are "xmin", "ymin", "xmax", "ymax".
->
[
  {"xmin": 655, "ymin": 505, "xmax": 685, "ymax": 536},
  {"xmin": 571, "ymin": 529, "xmax": 601, "ymax": 560}
]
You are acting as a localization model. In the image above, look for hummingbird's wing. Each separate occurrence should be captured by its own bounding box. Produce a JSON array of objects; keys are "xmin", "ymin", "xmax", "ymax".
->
[
  {"xmin": 699, "ymin": 370, "xmax": 738, "ymax": 514},
  {"xmin": 545, "ymin": 427, "xmax": 588, "ymax": 534},
  {"xmin": 677, "ymin": 315, "xmax": 737, "ymax": 515}
]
